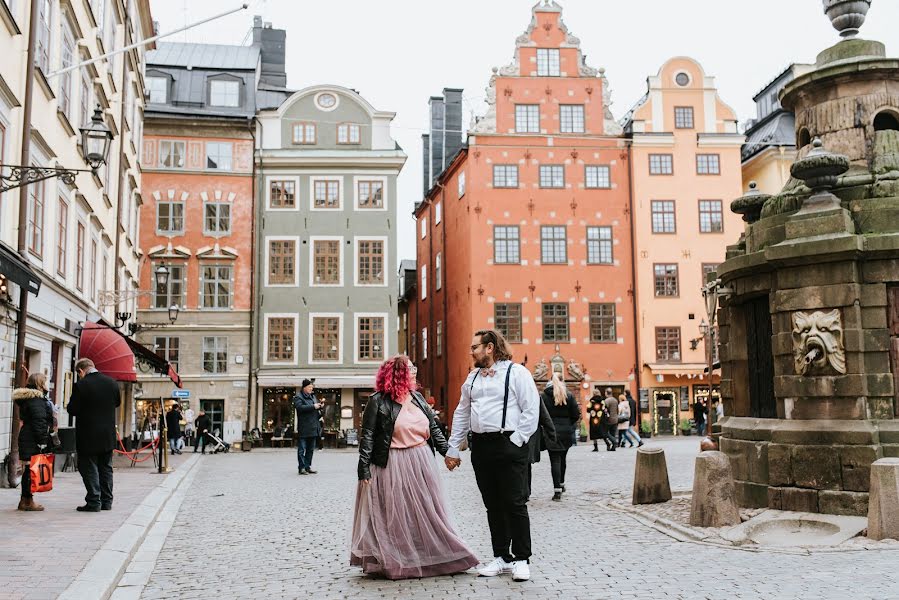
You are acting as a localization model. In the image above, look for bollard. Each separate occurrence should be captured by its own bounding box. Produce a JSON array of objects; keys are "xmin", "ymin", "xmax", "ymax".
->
[
  {"xmin": 867, "ymin": 458, "xmax": 899, "ymax": 540},
  {"xmin": 689, "ymin": 451, "xmax": 740, "ymax": 527},
  {"xmin": 632, "ymin": 446, "xmax": 672, "ymax": 505}
]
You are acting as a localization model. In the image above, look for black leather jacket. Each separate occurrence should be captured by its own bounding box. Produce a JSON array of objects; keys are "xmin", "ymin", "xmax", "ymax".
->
[{"xmin": 357, "ymin": 391, "xmax": 448, "ymax": 480}]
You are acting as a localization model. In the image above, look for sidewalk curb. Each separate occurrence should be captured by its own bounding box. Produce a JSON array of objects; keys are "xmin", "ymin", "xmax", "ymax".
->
[{"xmin": 57, "ymin": 455, "xmax": 202, "ymax": 600}]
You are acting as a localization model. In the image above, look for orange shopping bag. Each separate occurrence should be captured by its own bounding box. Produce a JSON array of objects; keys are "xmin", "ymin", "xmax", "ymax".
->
[{"xmin": 29, "ymin": 453, "xmax": 54, "ymax": 494}]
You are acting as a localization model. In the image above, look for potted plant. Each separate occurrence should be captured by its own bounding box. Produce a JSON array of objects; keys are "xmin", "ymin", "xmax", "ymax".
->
[
  {"xmin": 679, "ymin": 418, "xmax": 692, "ymax": 436},
  {"xmin": 241, "ymin": 433, "xmax": 254, "ymax": 452},
  {"xmin": 640, "ymin": 421, "xmax": 652, "ymax": 439}
]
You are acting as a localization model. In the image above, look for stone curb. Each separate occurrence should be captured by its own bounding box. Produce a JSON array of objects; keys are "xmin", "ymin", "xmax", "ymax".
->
[{"xmin": 57, "ymin": 455, "xmax": 202, "ymax": 600}]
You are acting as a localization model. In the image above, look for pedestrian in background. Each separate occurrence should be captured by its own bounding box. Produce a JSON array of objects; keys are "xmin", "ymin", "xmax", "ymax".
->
[
  {"xmin": 194, "ymin": 410, "xmax": 211, "ymax": 454},
  {"xmin": 13, "ymin": 373, "xmax": 53, "ymax": 511},
  {"xmin": 542, "ymin": 372, "xmax": 579, "ymax": 501},
  {"xmin": 165, "ymin": 404, "xmax": 183, "ymax": 455},
  {"xmin": 527, "ymin": 384, "xmax": 557, "ymax": 498},
  {"xmin": 624, "ymin": 390, "xmax": 644, "ymax": 448},
  {"xmin": 693, "ymin": 398, "xmax": 706, "ymax": 436},
  {"xmin": 588, "ymin": 391, "xmax": 605, "ymax": 452},
  {"xmin": 351, "ymin": 356, "xmax": 477, "ymax": 579},
  {"xmin": 617, "ymin": 394, "xmax": 631, "ymax": 447},
  {"xmin": 294, "ymin": 379, "xmax": 322, "ymax": 475},
  {"xmin": 68, "ymin": 358, "xmax": 121, "ymax": 512},
  {"xmin": 602, "ymin": 388, "xmax": 619, "ymax": 451}
]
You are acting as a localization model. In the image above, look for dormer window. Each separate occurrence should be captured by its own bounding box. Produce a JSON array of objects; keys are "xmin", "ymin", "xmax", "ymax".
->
[
  {"xmin": 209, "ymin": 79, "xmax": 239, "ymax": 107},
  {"xmin": 147, "ymin": 76, "xmax": 168, "ymax": 104},
  {"xmin": 537, "ymin": 48, "xmax": 560, "ymax": 77},
  {"xmin": 338, "ymin": 123, "xmax": 361, "ymax": 144},
  {"xmin": 293, "ymin": 123, "xmax": 316, "ymax": 144}
]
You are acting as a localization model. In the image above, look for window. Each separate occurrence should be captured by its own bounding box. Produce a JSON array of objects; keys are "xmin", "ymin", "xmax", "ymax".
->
[
  {"xmin": 154, "ymin": 336, "xmax": 180, "ymax": 370},
  {"xmin": 312, "ymin": 316, "xmax": 340, "ymax": 361},
  {"xmin": 209, "ymin": 80, "xmax": 239, "ymax": 107},
  {"xmin": 540, "ymin": 226, "xmax": 567, "ymax": 264},
  {"xmin": 651, "ymin": 200, "xmax": 676, "ymax": 234},
  {"xmin": 675, "ymin": 106, "xmax": 694, "ymax": 129},
  {"xmin": 159, "ymin": 141, "xmax": 185, "ymax": 168},
  {"xmin": 458, "ymin": 171, "xmax": 466, "ymax": 197},
  {"xmin": 156, "ymin": 202, "xmax": 184, "ymax": 234},
  {"xmin": 654, "ymin": 264, "xmax": 679, "ymax": 297},
  {"xmin": 80, "ymin": 69, "xmax": 92, "ymax": 128},
  {"xmin": 292, "ymin": 123, "xmax": 316, "ymax": 144},
  {"xmin": 154, "ymin": 264, "xmax": 183, "ymax": 308},
  {"xmin": 539, "ymin": 165, "xmax": 565, "ymax": 188},
  {"xmin": 649, "ymin": 154, "xmax": 673, "ymax": 175},
  {"xmin": 436, "ymin": 321, "xmax": 442, "ymax": 357},
  {"xmin": 675, "ymin": 72, "xmax": 690, "ymax": 87},
  {"xmin": 27, "ymin": 180, "xmax": 44, "ymax": 257},
  {"xmin": 358, "ymin": 316, "xmax": 385, "ymax": 361},
  {"xmin": 56, "ymin": 199, "xmax": 67, "ymax": 276},
  {"xmin": 589, "ymin": 303, "xmax": 616, "ymax": 342},
  {"xmin": 420, "ymin": 217, "xmax": 427, "ymax": 239},
  {"xmin": 206, "ymin": 142, "xmax": 232, "ymax": 170},
  {"xmin": 90, "ymin": 240, "xmax": 97, "ymax": 302},
  {"xmin": 699, "ymin": 200, "xmax": 724, "ymax": 233},
  {"xmin": 494, "ymin": 225, "xmax": 520, "ymax": 264},
  {"xmin": 542, "ymin": 303, "xmax": 569, "ymax": 342},
  {"xmin": 586, "ymin": 226, "xmax": 612, "ymax": 264},
  {"xmin": 75, "ymin": 223, "xmax": 84, "ymax": 290},
  {"xmin": 495, "ymin": 303, "xmax": 522, "ymax": 343},
  {"xmin": 201, "ymin": 265, "xmax": 232, "ymax": 309},
  {"xmin": 421, "ymin": 327, "xmax": 428, "ymax": 360},
  {"xmin": 656, "ymin": 327, "xmax": 682, "ymax": 362},
  {"xmin": 337, "ymin": 123, "xmax": 361, "ymax": 144},
  {"xmin": 701, "ymin": 263, "xmax": 719, "ymax": 284},
  {"xmin": 202, "ymin": 336, "xmax": 228, "ymax": 373},
  {"xmin": 268, "ymin": 239, "xmax": 296, "ymax": 285},
  {"xmin": 36, "ymin": 0, "xmax": 49, "ymax": 72},
  {"xmin": 357, "ymin": 180, "xmax": 383, "ymax": 209},
  {"xmin": 420, "ymin": 265, "xmax": 427, "ymax": 300},
  {"xmin": 269, "ymin": 180, "xmax": 296, "ymax": 209},
  {"xmin": 435, "ymin": 202, "xmax": 442, "ymax": 224},
  {"xmin": 60, "ymin": 21, "xmax": 75, "ymax": 119},
  {"xmin": 147, "ymin": 76, "xmax": 167, "ymax": 104},
  {"xmin": 313, "ymin": 179, "xmax": 340, "ymax": 208},
  {"xmin": 536, "ymin": 48, "xmax": 560, "ymax": 76},
  {"xmin": 585, "ymin": 165, "xmax": 611, "ymax": 189},
  {"xmin": 312, "ymin": 239, "xmax": 341, "ymax": 284},
  {"xmin": 560, "ymin": 105, "xmax": 585, "ymax": 133},
  {"xmin": 515, "ymin": 104, "xmax": 540, "ymax": 133},
  {"xmin": 435, "ymin": 253, "xmax": 441, "ymax": 291},
  {"xmin": 493, "ymin": 165, "xmax": 518, "ymax": 188},
  {"xmin": 204, "ymin": 202, "xmax": 231, "ymax": 235},
  {"xmin": 357, "ymin": 239, "xmax": 384, "ymax": 285},
  {"xmin": 696, "ymin": 154, "xmax": 720, "ymax": 175}
]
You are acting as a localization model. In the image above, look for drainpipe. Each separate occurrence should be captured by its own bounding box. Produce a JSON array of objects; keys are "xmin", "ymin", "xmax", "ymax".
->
[
  {"xmin": 438, "ymin": 182, "xmax": 449, "ymax": 417},
  {"xmin": 626, "ymin": 141, "xmax": 644, "ymax": 430},
  {"xmin": 246, "ymin": 116, "xmax": 257, "ymax": 432}
]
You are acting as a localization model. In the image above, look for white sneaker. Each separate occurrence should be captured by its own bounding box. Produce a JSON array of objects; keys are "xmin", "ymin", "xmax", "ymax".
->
[
  {"xmin": 511, "ymin": 560, "xmax": 530, "ymax": 581},
  {"xmin": 478, "ymin": 556, "xmax": 512, "ymax": 577}
]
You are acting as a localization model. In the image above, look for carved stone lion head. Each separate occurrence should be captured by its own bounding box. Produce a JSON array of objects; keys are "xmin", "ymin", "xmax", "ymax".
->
[{"xmin": 791, "ymin": 309, "xmax": 846, "ymax": 376}]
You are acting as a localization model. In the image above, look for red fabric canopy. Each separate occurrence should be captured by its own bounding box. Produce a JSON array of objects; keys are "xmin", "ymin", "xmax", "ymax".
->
[{"xmin": 78, "ymin": 322, "xmax": 137, "ymax": 382}]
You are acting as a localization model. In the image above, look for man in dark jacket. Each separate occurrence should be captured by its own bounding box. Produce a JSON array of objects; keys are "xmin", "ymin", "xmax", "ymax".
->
[
  {"xmin": 194, "ymin": 410, "xmax": 212, "ymax": 454},
  {"xmin": 165, "ymin": 404, "xmax": 183, "ymax": 455},
  {"xmin": 68, "ymin": 358, "xmax": 121, "ymax": 512},
  {"xmin": 602, "ymin": 388, "xmax": 619, "ymax": 451},
  {"xmin": 624, "ymin": 390, "xmax": 644, "ymax": 447},
  {"xmin": 293, "ymin": 379, "xmax": 322, "ymax": 474}
]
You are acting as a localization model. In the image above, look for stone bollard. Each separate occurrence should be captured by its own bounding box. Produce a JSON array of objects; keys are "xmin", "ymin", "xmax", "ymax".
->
[
  {"xmin": 867, "ymin": 458, "xmax": 899, "ymax": 540},
  {"xmin": 632, "ymin": 446, "xmax": 672, "ymax": 505},
  {"xmin": 690, "ymin": 451, "xmax": 741, "ymax": 527}
]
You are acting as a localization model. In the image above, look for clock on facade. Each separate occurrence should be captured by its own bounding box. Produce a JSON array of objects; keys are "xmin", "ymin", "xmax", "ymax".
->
[{"xmin": 317, "ymin": 93, "xmax": 337, "ymax": 109}]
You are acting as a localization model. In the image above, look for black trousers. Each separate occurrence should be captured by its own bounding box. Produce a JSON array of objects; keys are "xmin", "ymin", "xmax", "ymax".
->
[
  {"xmin": 78, "ymin": 451, "xmax": 113, "ymax": 508},
  {"xmin": 194, "ymin": 432, "xmax": 207, "ymax": 453},
  {"xmin": 20, "ymin": 457, "xmax": 32, "ymax": 498},
  {"xmin": 600, "ymin": 423, "xmax": 618, "ymax": 449},
  {"xmin": 471, "ymin": 432, "xmax": 531, "ymax": 562},
  {"xmin": 548, "ymin": 448, "xmax": 569, "ymax": 491}
]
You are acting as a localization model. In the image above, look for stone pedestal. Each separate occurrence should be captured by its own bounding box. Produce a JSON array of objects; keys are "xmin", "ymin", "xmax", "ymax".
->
[
  {"xmin": 632, "ymin": 446, "xmax": 671, "ymax": 505},
  {"xmin": 867, "ymin": 457, "xmax": 899, "ymax": 540},
  {"xmin": 690, "ymin": 451, "xmax": 741, "ymax": 527}
]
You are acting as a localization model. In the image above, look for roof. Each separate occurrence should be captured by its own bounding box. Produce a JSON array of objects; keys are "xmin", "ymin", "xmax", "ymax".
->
[
  {"xmin": 399, "ymin": 259, "xmax": 416, "ymax": 272},
  {"xmin": 147, "ymin": 42, "xmax": 260, "ymax": 70},
  {"xmin": 741, "ymin": 110, "xmax": 796, "ymax": 161}
]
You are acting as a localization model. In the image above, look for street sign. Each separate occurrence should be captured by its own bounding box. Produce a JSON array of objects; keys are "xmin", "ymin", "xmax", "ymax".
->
[{"xmin": 172, "ymin": 390, "xmax": 190, "ymax": 398}]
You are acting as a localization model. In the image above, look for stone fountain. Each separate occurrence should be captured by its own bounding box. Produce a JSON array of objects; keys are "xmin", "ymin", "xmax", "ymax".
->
[{"xmin": 717, "ymin": 0, "xmax": 899, "ymax": 516}]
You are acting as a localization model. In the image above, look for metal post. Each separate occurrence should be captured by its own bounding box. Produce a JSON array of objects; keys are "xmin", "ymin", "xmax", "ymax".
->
[{"xmin": 700, "ymin": 285, "xmax": 718, "ymax": 452}]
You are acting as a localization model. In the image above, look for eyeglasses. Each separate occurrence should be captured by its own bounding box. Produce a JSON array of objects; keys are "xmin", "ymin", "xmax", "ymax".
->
[{"xmin": 470, "ymin": 343, "xmax": 485, "ymax": 352}]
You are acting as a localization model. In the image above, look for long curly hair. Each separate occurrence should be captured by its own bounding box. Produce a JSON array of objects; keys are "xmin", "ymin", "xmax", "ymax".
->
[{"xmin": 375, "ymin": 355, "xmax": 417, "ymax": 402}]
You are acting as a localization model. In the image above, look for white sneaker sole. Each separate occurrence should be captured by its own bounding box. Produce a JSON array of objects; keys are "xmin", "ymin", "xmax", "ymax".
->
[
  {"xmin": 512, "ymin": 573, "xmax": 530, "ymax": 581},
  {"xmin": 478, "ymin": 569, "xmax": 511, "ymax": 577}
]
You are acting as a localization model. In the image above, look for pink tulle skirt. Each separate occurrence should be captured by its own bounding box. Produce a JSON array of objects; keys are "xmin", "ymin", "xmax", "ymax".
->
[{"xmin": 350, "ymin": 443, "xmax": 479, "ymax": 579}]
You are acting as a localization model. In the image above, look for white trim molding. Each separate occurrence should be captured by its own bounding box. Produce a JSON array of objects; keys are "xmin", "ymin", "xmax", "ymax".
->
[
  {"xmin": 308, "ymin": 312, "xmax": 344, "ymax": 366},
  {"xmin": 265, "ymin": 175, "xmax": 301, "ymax": 212},
  {"xmin": 354, "ymin": 312, "xmax": 389, "ymax": 365},
  {"xmin": 353, "ymin": 235, "xmax": 389, "ymax": 288},
  {"xmin": 309, "ymin": 175, "xmax": 344, "ymax": 212},
  {"xmin": 263, "ymin": 235, "xmax": 300, "ymax": 288},
  {"xmin": 351, "ymin": 174, "xmax": 389, "ymax": 212},
  {"xmin": 308, "ymin": 235, "xmax": 345, "ymax": 287},
  {"xmin": 262, "ymin": 312, "xmax": 300, "ymax": 366}
]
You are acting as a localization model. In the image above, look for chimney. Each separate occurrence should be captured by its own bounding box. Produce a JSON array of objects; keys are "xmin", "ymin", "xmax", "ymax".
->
[
  {"xmin": 423, "ymin": 88, "xmax": 464, "ymax": 192},
  {"xmin": 442, "ymin": 87, "xmax": 464, "ymax": 163},
  {"xmin": 252, "ymin": 15, "xmax": 287, "ymax": 88},
  {"xmin": 428, "ymin": 96, "xmax": 445, "ymax": 192},
  {"xmin": 422, "ymin": 134, "xmax": 431, "ymax": 196}
]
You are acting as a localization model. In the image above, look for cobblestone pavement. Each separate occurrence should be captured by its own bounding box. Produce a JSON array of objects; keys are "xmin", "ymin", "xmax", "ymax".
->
[{"xmin": 137, "ymin": 439, "xmax": 899, "ymax": 600}]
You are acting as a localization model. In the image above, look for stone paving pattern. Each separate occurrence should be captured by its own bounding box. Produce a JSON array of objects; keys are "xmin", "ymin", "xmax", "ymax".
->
[{"xmin": 136, "ymin": 439, "xmax": 899, "ymax": 600}]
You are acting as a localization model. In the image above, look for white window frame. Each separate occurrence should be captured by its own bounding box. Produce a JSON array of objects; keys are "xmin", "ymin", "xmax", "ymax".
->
[
  {"xmin": 536, "ymin": 48, "xmax": 560, "ymax": 76},
  {"xmin": 422, "ymin": 327, "xmax": 428, "ymax": 360},
  {"xmin": 159, "ymin": 140, "xmax": 186, "ymax": 169},
  {"xmin": 309, "ymin": 175, "xmax": 343, "ymax": 211},
  {"xmin": 354, "ymin": 312, "xmax": 388, "ymax": 365},
  {"xmin": 515, "ymin": 104, "xmax": 540, "ymax": 133},
  {"xmin": 420, "ymin": 217, "xmax": 427, "ymax": 239},
  {"xmin": 458, "ymin": 171, "xmax": 466, "ymax": 197},
  {"xmin": 435, "ymin": 201, "xmax": 442, "ymax": 224},
  {"xmin": 420, "ymin": 265, "xmax": 427, "ymax": 300},
  {"xmin": 435, "ymin": 252, "xmax": 441, "ymax": 291},
  {"xmin": 352, "ymin": 175, "xmax": 388, "ymax": 212},
  {"xmin": 263, "ymin": 312, "xmax": 300, "ymax": 366},
  {"xmin": 147, "ymin": 76, "xmax": 167, "ymax": 104},
  {"xmin": 309, "ymin": 235, "xmax": 344, "ymax": 287},
  {"xmin": 353, "ymin": 235, "xmax": 388, "ymax": 287},
  {"xmin": 265, "ymin": 175, "xmax": 300, "ymax": 212},
  {"xmin": 209, "ymin": 79, "xmax": 239, "ymax": 107},
  {"xmin": 205, "ymin": 142, "xmax": 233, "ymax": 171},
  {"xmin": 264, "ymin": 235, "xmax": 300, "ymax": 287},
  {"xmin": 308, "ymin": 312, "xmax": 344, "ymax": 365}
]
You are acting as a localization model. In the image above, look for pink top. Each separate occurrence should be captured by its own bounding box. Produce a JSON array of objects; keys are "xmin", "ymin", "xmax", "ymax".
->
[{"xmin": 390, "ymin": 400, "xmax": 430, "ymax": 449}]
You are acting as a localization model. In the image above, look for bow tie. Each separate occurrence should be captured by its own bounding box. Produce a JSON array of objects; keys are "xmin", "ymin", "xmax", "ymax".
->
[{"xmin": 480, "ymin": 368, "xmax": 496, "ymax": 378}]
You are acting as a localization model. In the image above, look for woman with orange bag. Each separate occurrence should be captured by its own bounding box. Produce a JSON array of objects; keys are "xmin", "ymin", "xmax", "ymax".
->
[{"xmin": 13, "ymin": 373, "xmax": 53, "ymax": 511}]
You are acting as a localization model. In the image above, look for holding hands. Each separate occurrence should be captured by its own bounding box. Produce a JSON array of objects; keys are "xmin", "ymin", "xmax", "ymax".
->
[{"xmin": 444, "ymin": 456, "xmax": 461, "ymax": 471}]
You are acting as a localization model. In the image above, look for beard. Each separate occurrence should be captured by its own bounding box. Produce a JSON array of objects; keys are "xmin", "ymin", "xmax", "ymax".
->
[{"xmin": 473, "ymin": 355, "xmax": 490, "ymax": 368}]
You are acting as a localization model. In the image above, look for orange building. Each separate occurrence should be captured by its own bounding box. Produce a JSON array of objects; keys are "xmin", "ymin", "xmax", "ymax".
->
[
  {"xmin": 623, "ymin": 57, "xmax": 744, "ymax": 435},
  {"xmin": 412, "ymin": 1, "xmax": 636, "ymax": 425}
]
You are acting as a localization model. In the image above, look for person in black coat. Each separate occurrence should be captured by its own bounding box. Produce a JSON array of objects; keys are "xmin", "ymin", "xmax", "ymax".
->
[
  {"xmin": 68, "ymin": 358, "xmax": 121, "ymax": 512},
  {"xmin": 293, "ymin": 379, "xmax": 323, "ymax": 474},
  {"xmin": 587, "ymin": 392, "xmax": 605, "ymax": 452},
  {"xmin": 194, "ymin": 410, "xmax": 212, "ymax": 454},
  {"xmin": 542, "ymin": 373, "xmax": 580, "ymax": 500},
  {"xmin": 165, "ymin": 405, "xmax": 183, "ymax": 455},
  {"xmin": 13, "ymin": 373, "xmax": 53, "ymax": 511},
  {"xmin": 526, "ymin": 391, "xmax": 557, "ymax": 499}
]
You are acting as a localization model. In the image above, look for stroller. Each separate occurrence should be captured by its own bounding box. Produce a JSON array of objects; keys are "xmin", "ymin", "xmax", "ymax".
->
[{"xmin": 205, "ymin": 428, "xmax": 230, "ymax": 454}]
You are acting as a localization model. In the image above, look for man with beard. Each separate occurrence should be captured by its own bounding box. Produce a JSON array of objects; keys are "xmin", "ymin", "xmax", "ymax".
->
[{"xmin": 444, "ymin": 329, "xmax": 539, "ymax": 582}]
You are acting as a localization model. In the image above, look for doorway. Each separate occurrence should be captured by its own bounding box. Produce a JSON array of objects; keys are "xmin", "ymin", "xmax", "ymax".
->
[
  {"xmin": 746, "ymin": 296, "xmax": 776, "ymax": 418},
  {"xmin": 201, "ymin": 399, "xmax": 224, "ymax": 437},
  {"xmin": 652, "ymin": 389, "xmax": 678, "ymax": 435}
]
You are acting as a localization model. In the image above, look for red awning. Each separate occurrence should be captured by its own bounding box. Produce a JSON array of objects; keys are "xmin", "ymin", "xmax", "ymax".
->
[{"xmin": 78, "ymin": 322, "xmax": 137, "ymax": 382}]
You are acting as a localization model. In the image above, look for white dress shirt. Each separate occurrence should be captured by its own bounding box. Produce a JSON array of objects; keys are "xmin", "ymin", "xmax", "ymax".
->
[{"xmin": 446, "ymin": 360, "xmax": 540, "ymax": 458}]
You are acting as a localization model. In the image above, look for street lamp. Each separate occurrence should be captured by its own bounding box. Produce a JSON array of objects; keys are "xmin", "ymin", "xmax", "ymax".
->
[
  {"xmin": 128, "ymin": 304, "xmax": 180, "ymax": 335},
  {"xmin": 79, "ymin": 106, "xmax": 114, "ymax": 169},
  {"xmin": 167, "ymin": 304, "xmax": 179, "ymax": 324},
  {"xmin": 155, "ymin": 265, "xmax": 170, "ymax": 288},
  {"xmin": 699, "ymin": 279, "xmax": 732, "ymax": 452}
]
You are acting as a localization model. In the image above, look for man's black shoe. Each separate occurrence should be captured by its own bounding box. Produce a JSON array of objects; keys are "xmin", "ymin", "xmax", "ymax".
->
[
  {"xmin": 306, "ymin": 469, "xmax": 318, "ymax": 474},
  {"xmin": 101, "ymin": 505, "xmax": 112, "ymax": 511},
  {"xmin": 76, "ymin": 505, "xmax": 101, "ymax": 512}
]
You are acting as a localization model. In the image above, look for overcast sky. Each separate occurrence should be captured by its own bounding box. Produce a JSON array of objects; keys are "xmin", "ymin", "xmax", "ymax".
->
[{"xmin": 149, "ymin": 0, "xmax": 899, "ymax": 267}]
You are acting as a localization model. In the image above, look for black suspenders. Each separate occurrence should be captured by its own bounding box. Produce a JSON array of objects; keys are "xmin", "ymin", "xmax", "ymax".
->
[{"xmin": 468, "ymin": 364, "xmax": 515, "ymax": 431}]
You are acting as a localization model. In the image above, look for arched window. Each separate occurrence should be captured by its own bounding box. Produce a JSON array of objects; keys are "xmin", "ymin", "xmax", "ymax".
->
[
  {"xmin": 873, "ymin": 110, "xmax": 899, "ymax": 132},
  {"xmin": 798, "ymin": 127, "xmax": 811, "ymax": 148}
]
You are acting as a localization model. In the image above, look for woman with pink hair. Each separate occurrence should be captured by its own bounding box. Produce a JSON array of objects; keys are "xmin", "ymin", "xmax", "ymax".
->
[{"xmin": 351, "ymin": 355, "xmax": 477, "ymax": 579}]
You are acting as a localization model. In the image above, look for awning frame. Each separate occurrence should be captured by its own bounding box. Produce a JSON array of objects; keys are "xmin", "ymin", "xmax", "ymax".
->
[{"xmin": 0, "ymin": 241, "xmax": 41, "ymax": 295}]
